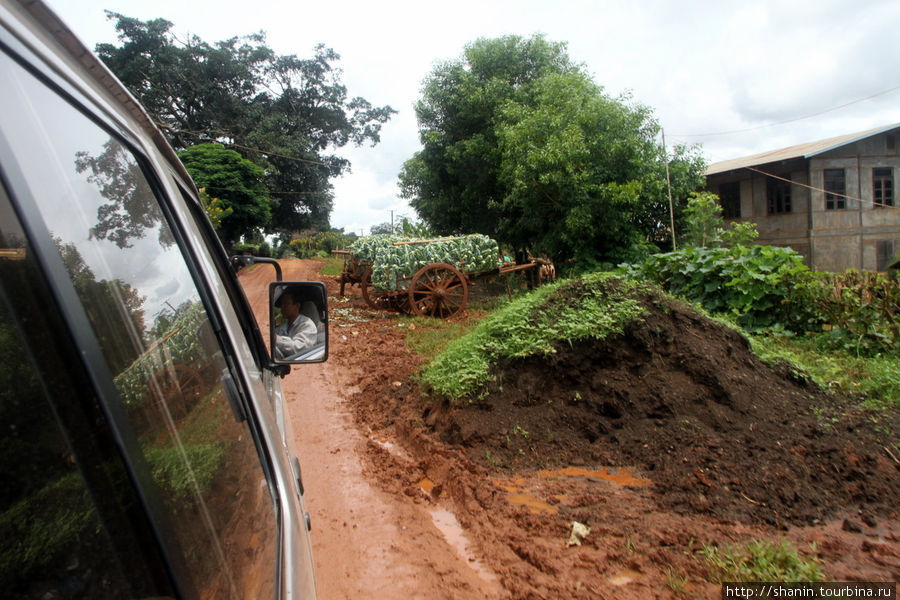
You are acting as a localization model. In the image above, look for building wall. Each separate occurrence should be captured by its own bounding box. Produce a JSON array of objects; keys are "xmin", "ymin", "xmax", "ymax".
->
[{"xmin": 708, "ymin": 131, "xmax": 900, "ymax": 272}]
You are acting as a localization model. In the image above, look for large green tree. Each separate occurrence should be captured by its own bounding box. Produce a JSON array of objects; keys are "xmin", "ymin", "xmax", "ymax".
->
[
  {"xmin": 399, "ymin": 35, "xmax": 705, "ymax": 270},
  {"xmin": 178, "ymin": 143, "xmax": 271, "ymax": 246},
  {"xmin": 96, "ymin": 14, "xmax": 395, "ymax": 239}
]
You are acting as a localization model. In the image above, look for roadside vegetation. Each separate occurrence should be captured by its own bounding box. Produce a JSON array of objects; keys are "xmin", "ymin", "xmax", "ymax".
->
[{"xmin": 413, "ymin": 190, "xmax": 899, "ymax": 422}]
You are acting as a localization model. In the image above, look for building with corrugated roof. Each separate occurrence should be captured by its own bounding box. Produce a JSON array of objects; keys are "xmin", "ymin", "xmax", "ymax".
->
[{"xmin": 705, "ymin": 123, "xmax": 900, "ymax": 271}]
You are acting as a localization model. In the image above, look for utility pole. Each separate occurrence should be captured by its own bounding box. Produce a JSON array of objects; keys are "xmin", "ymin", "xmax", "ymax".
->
[
  {"xmin": 662, "ymin": 128, "xmax": 677, "ymax": 251},
  {"xmin": 390, "ymin": 210, "xmax": 394, "ymax": 234}
]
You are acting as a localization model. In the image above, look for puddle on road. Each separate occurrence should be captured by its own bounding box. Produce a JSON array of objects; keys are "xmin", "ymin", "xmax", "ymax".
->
[
  {"xmin": 429, "ymin": 507, "xmax": 498, "ymax": 584},
  {"xmin": 418, "ymin": 477, "xmax": 435, "ymax": 495},
  {"xmin": 368, "ymin": 435, "xmax": 412, "ymax": 462},
  {"xmin": 495, "ymin": 483, "xmax": 559, "ymax": 515},
  {"xmin": 495, "ymin": 466, "xmax": 650, "ymax": 514},
  {"xmin": 539, "ymin": 466, "xmax": 650, "ymax": 487}
]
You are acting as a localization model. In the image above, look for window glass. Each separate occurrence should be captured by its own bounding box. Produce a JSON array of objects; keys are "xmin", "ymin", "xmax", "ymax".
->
[
  {"xmin": 719, "ymin": 181, "xmax": 741, "ymax": 219},
  {"xmin": 766, "ymin": 176, "xmax": 792, "ymax": 215},
  {"xmin": 0, "ymin": 51, "xmax": 276, "ymax": 599},
  {"xmin": 0, "ymin": 185, "xmax": 171, "ymax": 598},
  {"xmin": 873, "ymin": 167, "xmax": 893, "ymax": 208},
  {"xmin": 824, "ymin": 168, "xmax": 846, "ymax": 210}
]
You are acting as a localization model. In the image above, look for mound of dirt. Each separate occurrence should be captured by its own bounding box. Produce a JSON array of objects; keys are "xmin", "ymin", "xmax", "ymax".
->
[{"xmin": 427, "ymin": 289, "xmax": 900, "ymax": 528}]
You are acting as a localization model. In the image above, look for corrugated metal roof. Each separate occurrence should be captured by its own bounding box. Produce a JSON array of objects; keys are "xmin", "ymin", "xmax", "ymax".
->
[{"xmin": 706, "ymin": 123, "xmax": 900, "ymax": 175}]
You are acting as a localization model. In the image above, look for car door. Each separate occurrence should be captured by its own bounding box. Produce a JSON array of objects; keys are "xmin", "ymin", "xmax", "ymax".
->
[{"xmin": 0, "ymin": 19, "xmax": 312, "ymax": 597}]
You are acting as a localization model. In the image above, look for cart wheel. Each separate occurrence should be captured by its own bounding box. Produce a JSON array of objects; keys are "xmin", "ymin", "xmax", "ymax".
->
[
  {"xmin": 361, "ymin": 266, "xmax": 393, "ymax": 310},
  {"xmin": 408, "ymin": 263, "xmax": 468, "ymax": 318}
]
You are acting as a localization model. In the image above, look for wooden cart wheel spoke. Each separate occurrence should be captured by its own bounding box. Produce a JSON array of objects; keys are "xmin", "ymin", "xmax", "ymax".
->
[
  {"xmin": 440, "ymin": 286, "xmax": 466, "ymax": 301},
  {"xmin": 442, "ymin": 294, "xmax": 466, "ymax": 307},
  {"xmin": 420, "ymin": 278, "xmax": 439, "ymax": 293},
  {"xmin": 411, "ymin": 290, "xmax": 436, "ymax": 309},
  {"xmin": 407, "ymin": 262, "xmax": 468, "ymax": 318}
]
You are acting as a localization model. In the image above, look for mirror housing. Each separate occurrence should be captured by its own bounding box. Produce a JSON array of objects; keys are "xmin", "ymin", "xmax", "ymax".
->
[{"xmin": 269, "ymin": 282, "xmax": 328, "ymax": 364}]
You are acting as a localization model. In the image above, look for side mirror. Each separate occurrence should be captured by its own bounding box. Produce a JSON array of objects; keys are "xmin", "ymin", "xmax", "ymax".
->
[{"xmin": 269, "ymin": 282, "xmax": 328, "ymax": 364}]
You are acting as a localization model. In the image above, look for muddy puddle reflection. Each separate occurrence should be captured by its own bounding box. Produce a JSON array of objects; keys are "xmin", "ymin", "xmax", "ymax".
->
[
  {"xmin": 539, "ymin": 466, "xmax": 650, "ymax": 487},
  {"xmin": 495, "ymin": 466, "xmax": 650, "ymax": 514}
]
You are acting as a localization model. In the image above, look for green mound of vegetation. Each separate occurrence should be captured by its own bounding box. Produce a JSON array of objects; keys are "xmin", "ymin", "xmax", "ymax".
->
[{"xmin": 419, "ymin": 272, "xmax": 649, "ymax": 402}]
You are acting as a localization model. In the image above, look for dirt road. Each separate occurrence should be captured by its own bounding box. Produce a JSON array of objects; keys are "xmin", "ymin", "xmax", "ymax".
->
[{"xmin": 238, "ymin": 259, "xmax": 503, "ymax": 600}]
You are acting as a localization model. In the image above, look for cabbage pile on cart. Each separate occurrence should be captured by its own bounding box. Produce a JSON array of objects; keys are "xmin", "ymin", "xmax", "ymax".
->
[{"xmin": 333, "ymin": 234, "xmax": 554, "ymax": 318}]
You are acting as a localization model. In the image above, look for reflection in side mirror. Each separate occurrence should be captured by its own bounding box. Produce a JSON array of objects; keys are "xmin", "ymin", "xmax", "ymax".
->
[{"xmin": 269, "ymin": 282, "xmax": 328, "ymax": 364}]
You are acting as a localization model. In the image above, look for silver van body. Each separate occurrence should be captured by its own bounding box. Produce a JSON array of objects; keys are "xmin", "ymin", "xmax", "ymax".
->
[{"xmin": 0, "ymin": 1, "xmax": 317, "ymax": 598}]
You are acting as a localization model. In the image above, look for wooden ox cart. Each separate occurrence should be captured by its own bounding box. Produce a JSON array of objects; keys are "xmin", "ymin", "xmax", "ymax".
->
[{"xmin": 335, "ymin": 234, "xmax": 554, "ymax": 318}]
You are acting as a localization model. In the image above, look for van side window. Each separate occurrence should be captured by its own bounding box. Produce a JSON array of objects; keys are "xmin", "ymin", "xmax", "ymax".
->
[
  {"xmin": 1, "ymin": 185, "xmax": 178, "ymax": 598},
  {"xmin": 0, "ymin": 50, "xmax": 276, "ymax": 598}
]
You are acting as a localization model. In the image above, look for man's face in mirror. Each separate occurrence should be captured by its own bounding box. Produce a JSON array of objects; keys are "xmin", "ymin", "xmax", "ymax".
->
[{"xmin": 279, "ymin": 292, "xmax": 300, "ymax": 323}]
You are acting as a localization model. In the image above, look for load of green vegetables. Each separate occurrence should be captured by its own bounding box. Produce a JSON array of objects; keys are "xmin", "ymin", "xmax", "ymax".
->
[
  {"xmin": 349, "ymin": 234, "xmax": 500, "ymax": 291},
  {"xmin": 113, "ymin": 302, "xmax": 207, "ymax": 407}
]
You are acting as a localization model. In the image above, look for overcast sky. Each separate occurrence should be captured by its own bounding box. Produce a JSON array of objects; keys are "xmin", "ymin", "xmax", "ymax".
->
[{"xmin": 48, "ymin": 0, "xmax": 900, "ymax": 236}]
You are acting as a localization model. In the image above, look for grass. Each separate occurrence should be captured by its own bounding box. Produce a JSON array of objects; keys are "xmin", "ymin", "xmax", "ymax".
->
[
  {"xmin": 402, "ymin": 316, "xmax": 471, "ymax": 363},
  {"xmin": 665, "ymin": 566, "xmax": 689, "ymax": 594},
  {"xmin": 748, "ymin": 333, "xmax": 900, "ymax": 410},
  {"xmin": 0, "ymin": 471, "xmax": 97, "ymax": 587},
  {"xmin": 145, "ymin": 442, "xmax": 225, "ymax": 500},
  {"xmin": 701, "ymin": 539, "xmax": 825, "ymax": 583},
  {"xmin": 318, "ymin": 255, "xmax": 345, "ymax": 277},
  {"xmin": 418, "ymin": 272, "xmax": 649, "ymax": 402}
]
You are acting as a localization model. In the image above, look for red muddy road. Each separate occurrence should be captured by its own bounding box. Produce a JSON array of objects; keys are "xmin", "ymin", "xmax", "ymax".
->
[{"xmin": 239, "ymin": 259, "xmax": 503, "ymax": 600}]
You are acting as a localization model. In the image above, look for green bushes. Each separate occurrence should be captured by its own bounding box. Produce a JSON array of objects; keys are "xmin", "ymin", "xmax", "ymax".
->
[
  {"xmin": 231, "ymin": 231, "xmax": 355, "ymax": 259},
  {"xmin": 623, "ymin": 244, "xmax": 814, "ymax": 331},
  {"xmin": 801, "ymin": 270, "xmax": 900, "ymax": 356},
  {"xmin": 623, "ymin": 244, "xmax": 900, "ymax": 358},
  {"xmin": 626, "ymin": 192, "xmax": 900, "ymax": 356},
  {"xmin": 231, "ymin": 242, "xmax": 267, "ymax": 256}
]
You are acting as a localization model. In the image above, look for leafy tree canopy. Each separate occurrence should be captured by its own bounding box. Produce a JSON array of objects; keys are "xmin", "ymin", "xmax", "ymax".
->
[
  {"xmin": 178, "ymin": 143, "xmax": 270, "ymax": 246},
  {"xmin": 96, "ymin": 13, "xmax": 395, "ymax": 242},
  {"xmin": 399, "ymin": 34, "xmax": 706, "ymax": 271}
]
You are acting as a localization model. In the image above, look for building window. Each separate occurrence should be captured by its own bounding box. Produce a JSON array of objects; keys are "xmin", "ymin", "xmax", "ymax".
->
[
  {"xmin": 877, "ymin": 240, "xmax": 895, "ymax": 271},
  {"xmin": 719, "ymin": 181, "xmax": 741, "ymax": 218},
  {"xmin": 824, "ymin": 168, "xmax": 846, "ymax": 210},
  {"xmin": 873, "ymin": 167, "xmax": 893, "ymax": 208},
  {"xmin": 767, "ymin": 175, "xmax": 792, "ymax": 214}
]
